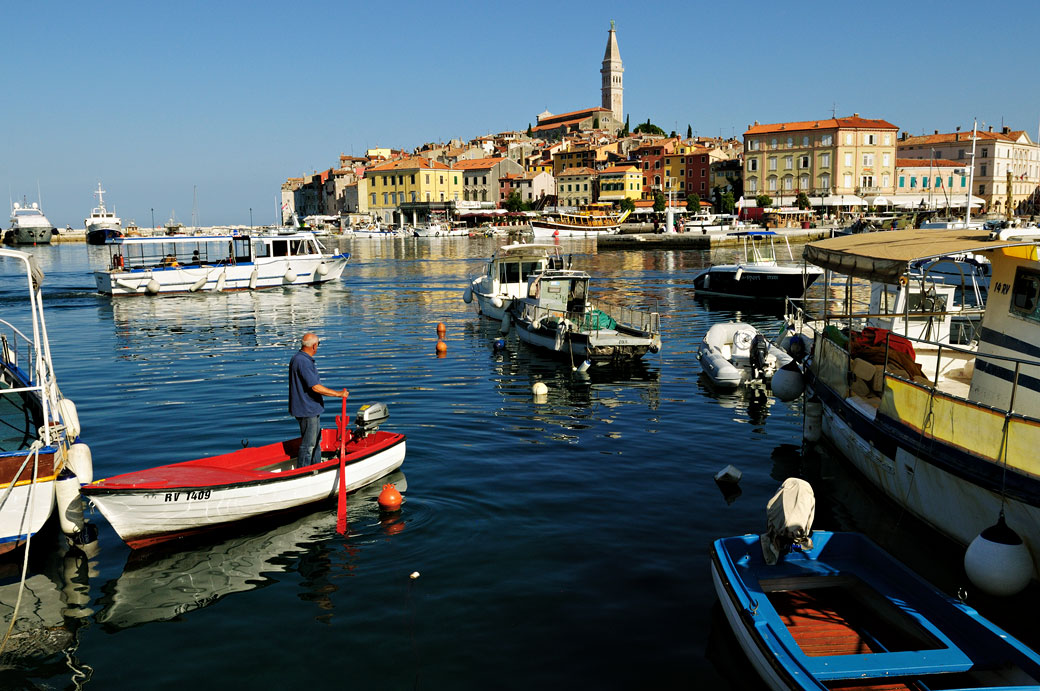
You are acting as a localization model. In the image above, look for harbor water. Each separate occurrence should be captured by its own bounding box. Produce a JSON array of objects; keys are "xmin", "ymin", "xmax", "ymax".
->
[{"xmin": 0, "ymin": 239, "xmax": 1036, "ymax": 689}]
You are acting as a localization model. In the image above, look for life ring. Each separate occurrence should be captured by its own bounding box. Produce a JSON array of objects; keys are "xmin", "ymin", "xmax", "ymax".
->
[{"xmin": 898, "ymin": 275, "xmax": 908, "ymax": 286}]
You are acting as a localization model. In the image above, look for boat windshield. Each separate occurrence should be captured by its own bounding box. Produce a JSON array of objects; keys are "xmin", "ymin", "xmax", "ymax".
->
[
  {"xmin": 114, "ymin": 238, "xmax": 253, "ymax": 270},
  {"xmin": 499, "ymin": 260, "xmax": 545, "ymax": 284}
]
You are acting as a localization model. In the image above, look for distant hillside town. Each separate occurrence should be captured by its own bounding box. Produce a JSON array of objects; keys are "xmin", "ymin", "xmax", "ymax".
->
[{"xmin": 282, "ymin": 22, "xmax": 1040, "ymax": 228}]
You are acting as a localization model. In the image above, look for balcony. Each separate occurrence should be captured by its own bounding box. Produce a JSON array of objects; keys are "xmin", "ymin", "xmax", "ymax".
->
[{"xmin": 856, "ymin": 186, "xmax": 882, "ymax": 195}]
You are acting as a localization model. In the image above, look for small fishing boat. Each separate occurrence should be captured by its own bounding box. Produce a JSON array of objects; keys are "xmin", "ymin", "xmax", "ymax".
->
[
  {"xmin": 81, "ymin": 402, "xmax": 405, "ymax": 548},
  {"xmin": 1, "ymin": 249, "xmax": 94, "ymax": 554},
  {"xmin": 692, "ymin": 231, "xmax": 823, "ymax": 299},
  {"xmin": 464, "ymin": 243, "xmax": 565, "ymax": 322},
  {"xmin": 94, "ymin": 230, "xmax": 348, "ymax": 295},
  {"xmin": 509, "ymin": 268, "xmax": 661, "ymax": 364},
  {"xmin": 712, "ymin": 480, "xmax": 1040, "ymax": 691},
  {"xmin": 84, "ymin": 183, "xmax": 123, "ymax": 245},
  {"xmin": 698, "ymin": 322, "xmax": 792, "ymax": 388},
  {"xmin": 530, "ymin": 203, "xmax": 630, "ymax": 238}
]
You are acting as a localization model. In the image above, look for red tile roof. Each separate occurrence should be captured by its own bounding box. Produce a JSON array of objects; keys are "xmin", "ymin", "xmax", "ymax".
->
[
  {"xmin": 600, "ymin": 165, "xmax": 640, "ymax": 174},
  {"xmin": 452, "ymin": 157, "xmax": 507, "ymax": 170},
  {"xmin": 899, "ymin": 130, "xmax": 1022, "ymax": 146},
  {"xmin": 367, "ymin": 157, "xmax": 451, "ymax": 172},
  {"xmin": 537, "ymin": 107, "xmax": 612, "ymax": 126},
  {"xmin": 896, "ymin": 157, "xmax": 965, "ymax": 168},
  {"xmin": 558, "ymin": 167, "xmax": 597, "ymax": 177},
  {"xmin": 745, "ymin": 116, "xmax": 898, "ymax": 135}
]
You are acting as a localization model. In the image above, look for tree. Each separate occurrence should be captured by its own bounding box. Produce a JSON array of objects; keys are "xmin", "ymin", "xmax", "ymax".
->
[
  {"xmin": 504, "ymin": 191, "xmax": 530, "ymax": 212},
  {"xmin": 720, "ymin": 191, "xmax": 736, "ymax": 214},
  {"xmin": 619, "ymin": 197, "xmax": 636, "ymax": 213},
  {"xmin": 686, "ymin": 193, "xmax": 701, "ymax": 212},
  {"xmin": 634, "ymin": 119, "xmax": 665, "ymax": 136},
  {"xmin": 756, "ymin": 194, "xmax": 773, "ymax": 208},
  {"xmin": 670, "ymin": 130, "xmax": 678, "ymax": 138},
  {"xmin": 686, "ymin": 124, "xmax": 693, "ymax": 139},
  {"xmin": 795, "ymin": 192, "xmax": 812, "ymax": 210},
  {"xmin": 653, "ymin": 192, "xmax": 666, "ymax": 213},
  {"xmin": 526, "ymin": 123, "xmax": 532, "ymax": 137},
  {"xmin": 622, "ymin": 115, "xmax": 630, "ymax": 136}
]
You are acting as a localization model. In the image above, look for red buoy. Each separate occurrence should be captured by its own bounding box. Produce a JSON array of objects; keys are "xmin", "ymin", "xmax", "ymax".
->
[
  {"xmin": 435, "ymin": 340, "xmax": 447, "ymax": 357},
  {"xmin": 436, "ymin": 322, "xmax": 446, "ymax": 338},
  {"xmin": 378, "ymin": 483, "xmax": 402, "ymax": 511}
]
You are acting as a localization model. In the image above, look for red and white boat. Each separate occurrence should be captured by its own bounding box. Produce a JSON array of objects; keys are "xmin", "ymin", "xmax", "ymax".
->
[{"xmin": 81, "ymin": 403, "xmax": 405, "ymax": 548}]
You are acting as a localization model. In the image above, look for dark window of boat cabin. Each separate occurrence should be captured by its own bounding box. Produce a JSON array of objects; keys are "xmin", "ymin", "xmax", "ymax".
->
[
  {"xmin": 290, "ymin": 240, "xmax": 307, "ymax": 255},
  {"xmin": 233, "ymin": 238, "xmax": 251, "ymax": 263},
  {"xmin": 520, "ymin": 261, "xmax": 541, "ymax": 280},
  {"xmin": 272, "ymin": 240, "xmax": 289, "ymax": 257},
  {"xmin": 1011, "ymin": 269, "xmax": 1040, "ymax": 320},
  {"xmin": 500, "ymin": 262, "xmax": 520, "ymax": 284},
  {"xmin": 254, "ymin": 241, "xmax": 271, "ymax": 258}
]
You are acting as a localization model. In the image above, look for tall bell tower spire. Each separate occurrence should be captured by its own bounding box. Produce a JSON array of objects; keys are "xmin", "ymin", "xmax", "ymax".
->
[{"xmin": 601, "ymin": 20, "xmax": 623, "ymax": 125}]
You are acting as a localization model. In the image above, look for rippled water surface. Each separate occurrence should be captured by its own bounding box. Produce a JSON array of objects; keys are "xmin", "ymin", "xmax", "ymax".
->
[{"xmin": 0, "ymin": 238, "xmax": 1034, "ymax": 690}]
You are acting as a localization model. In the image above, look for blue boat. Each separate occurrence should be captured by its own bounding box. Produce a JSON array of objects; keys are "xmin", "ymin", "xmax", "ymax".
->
[
  {"xmin": 711, "ymin": 531, "xmax": 1040, "ymax": 690},
  {"xmin": 691, "ymin": 230, "xmax": 824, "ymax": 300}
]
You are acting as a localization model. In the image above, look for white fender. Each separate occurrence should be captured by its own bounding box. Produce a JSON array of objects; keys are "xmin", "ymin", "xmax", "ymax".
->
[
  {"xmin": 67, "ymin": 442, "xmax": 93, "ymax": 485},
  {"xmin": 499, "ymin": 313, "xmax": 511, "ymax": 334},
  {"xmin": 189, "ymin": 274, "xmax": 208, "ymax": 292},
  {"xmin": 315, "ymin": 262, "xmax": 329, "ymax": 276},
  {"xmin": 115, "ymin": 278, "xmax": 139, "ymax": 292},
  {"xmin": 215, "ymin": 270, "xmax": 227, "ymax": 292},
  {"xmin": 734, "ymin": 267, "xmax": 744, "ymax": 281},
  {"xmin": 57, "ymin": 398, "xmax": 81, "ymax": 438},
  {"xmin": 463, "ymin": 287, "xmax": 472, "ymax": 304},
  {"xmin": 145, "ymin": 278, "xmax": 160, "ymax": 294},
  {"xmin": 284, "ymin": 269, "xmax": 298, "ymax": 283},
  {"xmin": 249, "ymin": 268, "xmax": 258, "ymax": 289},
  {"xmin": 491, "ymin": 296, "xmax": 503, "ymax": 309},
  {"xmin": 54, "ymin": 471, "xmax": 84, "ymax": 537}
]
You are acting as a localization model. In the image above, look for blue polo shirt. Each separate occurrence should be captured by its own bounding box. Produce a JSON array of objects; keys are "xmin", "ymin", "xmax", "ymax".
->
[{"xmin": 289, "ymin": 350, "xmax": 324, "ymax": 418}]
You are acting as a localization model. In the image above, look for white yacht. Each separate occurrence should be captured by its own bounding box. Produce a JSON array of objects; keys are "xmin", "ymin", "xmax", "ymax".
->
[
  {"xmin": 85, "ymin": 183, "xmax": 123, "ymax": 245},
  {"xmin": 7, "ymin": 200, "xmax": 55, "ymax": 245},
  {"xmin": 464, "ymin": 243, "xmax": 565, "ymax": 321}
]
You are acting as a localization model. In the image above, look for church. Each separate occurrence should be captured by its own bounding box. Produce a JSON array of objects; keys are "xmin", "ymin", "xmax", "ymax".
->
[{"xmin": 531, "ymin": 22, "xmax": 624, "ymax": 139}]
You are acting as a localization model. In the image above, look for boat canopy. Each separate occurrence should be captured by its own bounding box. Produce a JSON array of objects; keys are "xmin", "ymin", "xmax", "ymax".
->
[
  {"xmin": 726, "ymin": 230, "xmax": 777, "ymax": 237},
  {"xmin": 804, "ymin": 229, "xmax": 1040, "ymax": 284}
]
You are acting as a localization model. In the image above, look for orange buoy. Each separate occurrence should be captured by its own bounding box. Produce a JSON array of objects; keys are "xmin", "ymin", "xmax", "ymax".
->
[
  {"xmin": 436, "ymin": 322, "xmax": 446, "ymax": 338},
  {"xmin": 378, "ymin": 483, "xmax": 403, "ymax": 511},
  {"xmin": 435, "ymin": 340, "xmax": 447, "ymax": 356}
]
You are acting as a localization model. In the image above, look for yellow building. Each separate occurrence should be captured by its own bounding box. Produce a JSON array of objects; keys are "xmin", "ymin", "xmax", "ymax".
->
[
  {"xmin": 598, "ymin": 166, "xmax": 643, "ymax": 202},
  {"xmin": 557, "ymin": 167, "xmax": 598, "ymax": 207},
  {"xmin": 743, "ymin": 114, "xmax": 899, "ymax": 205},
  {"xmin": 365, "ymin": 157, "xmax": 462, "ymax": 220}
]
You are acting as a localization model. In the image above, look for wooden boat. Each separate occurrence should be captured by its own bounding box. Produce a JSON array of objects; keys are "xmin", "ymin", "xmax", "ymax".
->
[
  {"xmin": 464, "ymin": 243, "xmax": 565, "ymax": 322},
  {"xmin": 509, "ymin": 268, "xmax": 661, "ymax": 364},
  {"xmin": 530, "ymin": 203, "xmax": 630, "ymax": 238},
  {"xmin": 712, "ymin": 530, "xmax": 1040, "ymax": 691},
  {"xmin": 698, "ymin": 321, "xmax": 792, "ymax": 388},
  {"xmin": 0, "ymin": 249, "xmax": 93, "ymax": 554},
  {"xmin": 93, "ymin": 231, "xmax": 349, "ymax": 296},
  {"xmin": 81, "ymin": 403, "xmax": 405, "ymax": 548},
  {"xmin": 692, "ymin": 231, "xmax": 823, "ymax": 300}
]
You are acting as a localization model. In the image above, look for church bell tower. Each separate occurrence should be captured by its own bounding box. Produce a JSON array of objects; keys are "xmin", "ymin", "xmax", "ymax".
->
[{"xmin": 601, "ymin": 20, "xmax": 624, "ymax": 125}]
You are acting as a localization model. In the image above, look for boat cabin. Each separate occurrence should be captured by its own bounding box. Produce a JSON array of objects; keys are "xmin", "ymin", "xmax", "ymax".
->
[
  {"xmin": 526, "ymin": 269, "xmax": 590, "ymax": 316},
  {"xmin": 107, "ymin": 233, "xmax": 326, "ymax": 271}
]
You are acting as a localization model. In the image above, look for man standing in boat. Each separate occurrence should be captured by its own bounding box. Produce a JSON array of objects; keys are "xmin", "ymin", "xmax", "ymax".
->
[{"xmin": 289, "ymin": 333, "xmax": 348, "ymax": 467}]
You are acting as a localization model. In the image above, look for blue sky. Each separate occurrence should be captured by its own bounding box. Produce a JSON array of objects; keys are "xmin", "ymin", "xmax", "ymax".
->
[{"xmin": 4, "ymin": 0, "xmax": 1038, "ymax": 228}]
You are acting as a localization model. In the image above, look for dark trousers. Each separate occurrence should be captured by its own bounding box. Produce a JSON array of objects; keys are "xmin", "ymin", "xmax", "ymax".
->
[{"xmin": 296, "ymin": 415, "xmax": 322, "ymax": 466}]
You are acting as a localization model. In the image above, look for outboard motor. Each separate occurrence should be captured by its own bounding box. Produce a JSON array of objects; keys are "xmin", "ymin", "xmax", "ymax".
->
[
  {"xmin": 354, "ymin": 402, "xmax": 390, "ymax": 439},
  {"xmin": 761, "ymin": 478, "xmax": 816, "ymax": 565},
  {"xmin": 750, "ymin": 334, "xmax": 770, "ymax": 376}
]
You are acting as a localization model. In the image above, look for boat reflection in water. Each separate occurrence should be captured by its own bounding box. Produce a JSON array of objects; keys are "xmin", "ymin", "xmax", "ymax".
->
[
  {"xmin": 94, "ymin": 472, "xmax": 406, "ymax": 631},
  {"xmin": 0, "ymin": 541, "xmax": 94, "ymax": 682}
]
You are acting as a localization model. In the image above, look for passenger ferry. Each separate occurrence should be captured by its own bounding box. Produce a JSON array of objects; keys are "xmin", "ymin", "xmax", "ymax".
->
[
  {"xmin": 94, "ymin": 231, "xmax": 348, "ymax": 296},
  {"xmin": 530, "ymin": 203, "xmax": 630, "ymax": 238}
]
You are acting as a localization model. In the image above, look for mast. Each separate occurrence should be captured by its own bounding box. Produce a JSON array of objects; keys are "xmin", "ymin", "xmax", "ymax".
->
[{"xmin": 965, "ymin": 119, "xmax": 977, "ymax": 228}]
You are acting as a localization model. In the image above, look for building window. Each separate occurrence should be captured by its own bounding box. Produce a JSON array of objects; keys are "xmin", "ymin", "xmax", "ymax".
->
[
  {"xmin": 865, "ymin": 134, "xmax": 876, "ymax": 145},
  {"xmin": 426, "ymin": 174, "xmax": 430, "ymax": 183},
  {"xmin": 411, "ymin": 175, "xmax": 415, "ymax": 184},
  {"xmin": 411, "ymin": 192, "xmax": 417, "ymax": 202},
  {"xmin": 371, "ymin": 193, "xmax": 377, "ymax": 204},
  {"xmin": 784, "ymin": 156, "xmax": 793, "ymax": 169},
  {"xmin": 799, "ymin": 156, "xmax": 810, "ymax": 168},
  {"xmin": 820, "ymin": 173, "xmax": 830, "ymax": 189},
  {"xmin": 958, "ymin": 150, "xmax": 965, "ymax": 159},
  {"xmin": 844, "ymin": 174, "xmax": 852, "ymax": 187},
  {"xmin": 982, "ymin": 148, "xmax": 988, "ymax": 158},
  {"xmin": 882, "ymin": 153, "xmax": 890, "ymax": 167},
  {"xmin": 822, "ymin": 134, "xmax": 833, "ymax": 146},
  {"xmin": 771, "ymin": 138, "xmax": 778, "ymax": 149},
  {"xmin": 747, "ymin": 178, "xmax": 758, "ymax": 193},
  {"xmin": 979, "ymin": 184, "xmax": 986, "ymax": 195},
  {"xmin": 910, "ymin": 177, "xmax": 917, "ymax": 188},
  {"xmin": 861, "ymin": 175, "xmax": 874, "ymax": 188},
  {"xmin": 862, "ymin": 154, "xmax": 874, "ymax": 166},
  {"xmin": 899, "ymin": 176, "xmax": 905, "ymax": 188},
  {"xmin": 922, "ymin": 176, "xmax": 929, "ymax": 189},
  {"xmin": 882, "ymin": 174, "xmax": 890, "ymax": 188},
  {"xmin": 768, "ymin": 176, "xmax": 777, "ymax": 191},
  {"xmin": 799, "ymin": 174, "xmax": 809, "ymax": 189},
  {"xmin": 948, "ymin": 176, "xmax": 954, "ymax": 188},
  {"xmin": 383, "ymin": 193, "xmax": 388, "ymax": 204},
  {"xmin": 802, "ymin": 136, "xmax": 809, "ymax": 146},
  {"xmin": 820, "ymin": 153, "xmax": 831, "ymax": 167},
  {"xmin": 883, "ymin": 134, "xmax": 891, "ymax": 145},
  {"xmin": 768, "ymin": 157, "xmax": 777, "ymax": 171},
  {"xmin": 845, "ymin": 133, "xmax": 853, "ymax": 145},
  {"xmin": 981, "ymin": 164, "xmax": 988, "ymax": 176},
  {"xmin": 787, "ymin": 137, "xmax": 793, "ymax": 148},
  {"xmin": 783, "ymin": 176, "xmax": 792, "ymax": 190},
  {"xmin": 748, "ymin": 159, "xmax": 758, "ymax": 172}
]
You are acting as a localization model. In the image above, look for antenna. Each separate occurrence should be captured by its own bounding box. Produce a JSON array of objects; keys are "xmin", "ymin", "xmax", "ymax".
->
[{"xmin": 831, "ymin": 103, "xmax": 836, "ymax": 118}]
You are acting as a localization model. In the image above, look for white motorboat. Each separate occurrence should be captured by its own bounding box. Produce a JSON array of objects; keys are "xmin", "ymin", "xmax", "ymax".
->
[
  {"xmin": 683, "ymin": 212, "xmax": 740, "ymax": 234},
  {"xmin": 351, "ymin": 223, "xmax": 405, "ymax": 238},
  {"xmin": 7, "ymin": 200, "xmax": 55, "ymax": 245},
  {"xmin": 84, "ymin": 183, "xmax": 123, "ymax": 245},
  {"xmin": 464, "ymin": 243, "xmax": 565, "ymax": 322},
  {"xmin": 698, "ymin": 322, "xmax": 792, "ymax": 388},
  {"xmin": 413, "ymin": 222, "xmax": 467, "ymax": 237},
  {"xmin": 0, "ymin": 249, "xmax": 94, "ymax": 554},
  {"xmin": 94, "ymin": 230, "xmax": 348, "ymax": 296},
  {"xmin": 692, "ymin": 231, "xmax": 824, "ymax": 300},
  {"xmin": 530, "ymin": 204, "xmax": 630, "ymax": 238},
  {"xmin": 787, "ymin": 227, "xmax": 1040, "ymax": 590},
  {"xmin": 509, "ymin": 268, "xmax": 661, "ymax": 364}
]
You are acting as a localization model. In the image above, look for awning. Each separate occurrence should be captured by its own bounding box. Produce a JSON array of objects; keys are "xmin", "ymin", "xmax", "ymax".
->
[
  {"xmin": 869, "ymin": 196, "xmax": 892, "ymax": 206},
  {"xmin": 803, "ymin": 228, "xmax": 1035, "ymax": 283},
  {"xmin": 892, "ymin": 194, "xmax": 985, "ymax": 209},
  {"xmin": 820, "ymin": 195, "xmax": 866, "ymax": 206}
]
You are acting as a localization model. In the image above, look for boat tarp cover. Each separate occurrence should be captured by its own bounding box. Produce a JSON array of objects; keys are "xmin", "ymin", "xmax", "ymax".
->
[
  {"xmin": 582, "ymin": 309, "xmax": 617, "ymax": 330},
  {"xmin": 761, "ymin": 478, "xmax": 815, "ymax": 565},
  {"xmin": 803, "ymin": 229, "xmax": 1035, "ymax": 284}
]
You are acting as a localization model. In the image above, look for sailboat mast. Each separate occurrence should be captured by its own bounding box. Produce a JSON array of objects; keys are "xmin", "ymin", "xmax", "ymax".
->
[{"xmin": 966, "ymin": 119, "xmax": 978, "ymax": 227}]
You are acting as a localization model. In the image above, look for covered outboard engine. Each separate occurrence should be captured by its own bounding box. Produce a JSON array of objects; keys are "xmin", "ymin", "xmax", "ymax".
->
[
  {"xmin": 354, "ymin": 402, "xmax": 390, "ymax": 438},
  {"xmin": 750, "ymin": 334, "xmax": 770, "ymax": 376},
  {"xmin": 761, "ymin": 478, "xmax": 815, "ymax": 565}
]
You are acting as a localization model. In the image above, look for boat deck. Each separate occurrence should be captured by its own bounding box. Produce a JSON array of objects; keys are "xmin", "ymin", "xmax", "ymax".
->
[{"xmin": 0, "ymin": 373, "xmax": 37, "ymax": 453}]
